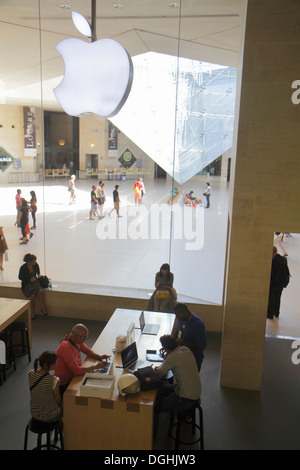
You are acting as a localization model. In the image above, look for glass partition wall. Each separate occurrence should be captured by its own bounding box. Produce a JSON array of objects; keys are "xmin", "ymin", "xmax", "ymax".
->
[{"xmin": 0, "ymin": 1, "xmax": 238, "ymax": 306}]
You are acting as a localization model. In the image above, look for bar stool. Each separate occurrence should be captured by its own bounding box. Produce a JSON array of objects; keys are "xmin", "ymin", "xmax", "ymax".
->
[
  {"xmin": 6, "ymin": 322, "xmax": 31, "ymax": 362},
  {"xmin": 24, "ymin": 418, "xmax": 64, "ymax": 450},
  {"xmin": 168, "ymin": 399, "xmax": 204, "ymax": 450}
]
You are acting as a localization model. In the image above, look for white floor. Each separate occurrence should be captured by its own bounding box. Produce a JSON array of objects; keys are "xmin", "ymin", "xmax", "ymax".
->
[{"xmin": 0, "ymin": 174, "xmax": 299, "ymax": 338}]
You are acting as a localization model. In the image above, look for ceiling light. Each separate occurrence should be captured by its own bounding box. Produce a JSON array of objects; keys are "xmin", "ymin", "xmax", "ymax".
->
[
  {"xmin": 169, "ymin": 2, "xmax": 179, "ymax": 7},
  {"xmin": 60, "ymin": 4, "xmax": 71, "ymax": 9},
  {"xmin": 113, "ymin": 4, "xmax": 124, "ymax": 9}
]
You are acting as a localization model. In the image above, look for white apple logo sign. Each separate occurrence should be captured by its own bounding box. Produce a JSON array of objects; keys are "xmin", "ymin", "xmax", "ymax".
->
[{"xmin": 54, "ymin": 11, "xmax": 133, "ymax": 118}]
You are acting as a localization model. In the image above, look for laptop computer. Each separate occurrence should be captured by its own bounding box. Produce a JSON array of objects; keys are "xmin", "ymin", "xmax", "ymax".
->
[
  {"xmin": 121, "ymin": 341, "xmax": 147, "ymax": 372},
  {"xmin": 139, "ymin": 311, "xmax": 160, "ymax": 335}
]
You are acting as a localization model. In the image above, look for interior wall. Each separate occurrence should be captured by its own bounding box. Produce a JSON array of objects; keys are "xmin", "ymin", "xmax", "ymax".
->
[{"xmin": 221, "ymin": 0, "xmax": 300, "ymax": 390}]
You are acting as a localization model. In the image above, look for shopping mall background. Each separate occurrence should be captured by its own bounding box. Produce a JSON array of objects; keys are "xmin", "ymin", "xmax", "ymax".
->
[{"xmin": 1, "ymin": 1, "xmax": 300, "ymax": 391}]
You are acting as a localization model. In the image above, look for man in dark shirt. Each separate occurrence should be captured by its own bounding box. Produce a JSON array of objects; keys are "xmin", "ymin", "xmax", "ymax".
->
[
  {"xmin": 172, "ymin": 303, "xmax": 206, "ymax": 371},
  {"xmin": 109, "ymin": 185, "xmax": 121, "ymax": 217},
  {"xmin": 267, "ymin": 246, "xmax": 290, "ymax": 319}
]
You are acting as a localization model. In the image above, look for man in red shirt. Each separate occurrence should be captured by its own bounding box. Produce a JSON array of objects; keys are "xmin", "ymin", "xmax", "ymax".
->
[{"xmin": 55, "ymin": 323, "xmax": 110, "ymax": 395}]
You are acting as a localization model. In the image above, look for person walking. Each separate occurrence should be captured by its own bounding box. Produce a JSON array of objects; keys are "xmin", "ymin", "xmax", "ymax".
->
[
  {"xmin": 29, "ymin": 190, "xmax": 37, "ymax": 229},
  {"xmin": 15, "ymin": 198, "xmax": 33, "ymax": 244},
  {"xmin": 89, "ymin": 185, "xmax": 99, "ymax": 220},
  {"xmin": 109, "ymin": 185, "xmax": 121, "ymax": 217}
]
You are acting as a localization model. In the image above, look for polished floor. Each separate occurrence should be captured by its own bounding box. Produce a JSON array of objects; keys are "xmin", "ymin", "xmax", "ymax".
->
[
  {"xmin": 0, "ymin": 175, "xmax": 299, "ymax": 337},
  {"xmin": 0, "ymin": 175, "xmax": 300, "ymax": 450},
  {"xmin": 0, "ymin": 316, "xmax": 300, "ymax": 451}
]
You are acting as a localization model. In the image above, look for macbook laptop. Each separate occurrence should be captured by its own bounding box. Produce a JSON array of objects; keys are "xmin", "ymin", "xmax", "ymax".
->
[
  {"xmin": 121, "ymin": 341, "xmax": 147, "ymax": 372},
  {"xmin": 139, "ymin": 311, "xmax": 160, "ymax": 335}
]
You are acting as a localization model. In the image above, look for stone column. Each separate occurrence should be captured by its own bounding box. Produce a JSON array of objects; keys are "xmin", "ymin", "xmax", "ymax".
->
[{"xmin": 221, "ymin": 0, "xmax": 300, "ymax": 390}]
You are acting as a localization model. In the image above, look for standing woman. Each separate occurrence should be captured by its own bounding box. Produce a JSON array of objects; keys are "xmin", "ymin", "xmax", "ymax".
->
[
  {"xmin": 28, "ymin": 351, "xmax": 61, "ymax": 423},
  {"xmin": 99, "ymin": 182, "xmax": 106, "ymax": 217},
  {"xmin": 29, "ymin": 190, "xmax": 37, "ymax": 229},
  {"xmin": 18, "ymin": 253, "xmax": 47, "ymax": 318},
  {"xmin": 203, "ymin": 182, "xmax": 211, "ymax": 208},
  {"xmin": 68, "ymin": 175, "xmax": 76, "ymax": 204},
  {"xmin": 15, "ymin": 189, "xmax": 22, "ymax": 227},
  {"xmin": 0, "ymin": 226, "xmax": 8, "ymax": 270},
  {"xmin": 15, "ymin": 198, "xmax": 33, "ymax": 244}
]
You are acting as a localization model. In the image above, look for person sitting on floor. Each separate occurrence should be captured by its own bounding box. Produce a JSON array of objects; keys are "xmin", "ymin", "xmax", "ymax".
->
[{"xmin": 184, "ymin": 191, "xmax": 202, "ymax": 206}]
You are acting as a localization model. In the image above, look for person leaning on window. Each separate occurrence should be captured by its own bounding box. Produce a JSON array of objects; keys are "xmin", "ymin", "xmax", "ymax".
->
[{"xmin": 28, "ymin": 351, "xmax": 61, "ymax": 423}]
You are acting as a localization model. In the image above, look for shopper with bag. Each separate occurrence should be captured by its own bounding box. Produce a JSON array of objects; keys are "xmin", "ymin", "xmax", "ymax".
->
[
  {"xmin": 0, "ymin": 226, "xmax": 8, "ymax": 270},
  {"xmin": 14, "ymin": 198, "xmax": 34, "ymax": 244}
]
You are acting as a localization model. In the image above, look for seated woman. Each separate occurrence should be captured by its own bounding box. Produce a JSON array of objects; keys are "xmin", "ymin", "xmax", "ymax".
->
[
  {"xmin": 18, "ymin": 253, "xmax": 47, "ymax": 318},
  {"xmin": 184, "ymin": 191, "xmax": 202, "ymax": 206},
  {"xmin": 147, "ymin": 263, "xmax": 177, "ymax": 313},
  {"xmin": 28, "ymin": 351, "xmax": 61, "ymax": 423},
  {"xmin": 167, "ymin": 188, "xmax": 179, "ymax": 204}
]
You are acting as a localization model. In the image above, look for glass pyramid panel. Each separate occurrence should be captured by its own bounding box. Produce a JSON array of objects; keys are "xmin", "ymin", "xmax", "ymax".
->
[{"xmin": 110, "ymin": 52, "xmax": 237, "ymax": 184}]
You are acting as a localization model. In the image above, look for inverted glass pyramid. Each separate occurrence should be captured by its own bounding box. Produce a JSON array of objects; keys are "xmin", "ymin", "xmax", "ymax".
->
[{"xmin": 110, "ymin": 52, "xmax": 237, "ymax": 184}]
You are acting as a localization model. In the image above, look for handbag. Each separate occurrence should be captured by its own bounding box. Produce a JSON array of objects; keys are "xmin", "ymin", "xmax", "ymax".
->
[
  {"xmin": 134, "ymin": 366, "xmax": 162, "ymax": 391},
  {"xmin": 39, "ymin": 275, "xmax": 49, "ymax": 288},
  {"xmin": 25, "ymin": 224, "xmax": 30, "ymax": 234},
  {"xmin": 156, "ymin": 290, "xmax": 169, "ymax": 299}
]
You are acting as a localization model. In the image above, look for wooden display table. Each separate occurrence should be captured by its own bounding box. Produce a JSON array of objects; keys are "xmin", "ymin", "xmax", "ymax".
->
[
  {"xmin": 0, "ymin": 297, "xmax": 31, "ymax": 347},
  {"xmin": 63, "ymin": 308, "xmax": 175, "ymax": 450}
]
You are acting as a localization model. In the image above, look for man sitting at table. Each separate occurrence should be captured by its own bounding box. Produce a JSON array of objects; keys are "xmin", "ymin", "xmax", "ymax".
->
[
  {"xmin": 54, "ymin": 323, "xmax": 110, "ymax": 396},
  {"xmin": 153, "ymin": 334, "xmax": 201, "ymax": 434}
]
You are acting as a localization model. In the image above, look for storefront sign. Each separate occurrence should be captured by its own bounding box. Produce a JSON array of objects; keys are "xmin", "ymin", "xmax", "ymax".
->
[
  {"xmin": 108, "ymin": 122, "xmax": 118, "ymax": 157},
  {"xmin": 23, "ymin": 106, "xmax": 37, "ymax": 157}
]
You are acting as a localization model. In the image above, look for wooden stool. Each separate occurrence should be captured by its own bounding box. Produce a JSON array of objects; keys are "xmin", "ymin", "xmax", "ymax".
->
[
  {"xmin": 6, "ymin": 322, "xmax": 31, "ymax": 362},
  {"xmin": 24, "ymin": 418, "xmax": 64, "ymax": 450},
  {"xmin": 168, "ymin": 399, "xmax": 204, "ymax": 450}
]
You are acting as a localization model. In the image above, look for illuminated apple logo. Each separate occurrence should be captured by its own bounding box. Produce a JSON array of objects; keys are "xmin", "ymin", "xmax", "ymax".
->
[{"xmin": 54, "ymin": 12, "xmax": 133, "ymax": 118}]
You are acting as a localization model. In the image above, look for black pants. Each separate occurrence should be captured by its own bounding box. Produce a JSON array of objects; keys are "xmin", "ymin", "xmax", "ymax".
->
[{"xmin": 267, "ymin": 286, "xmax": 283, "ymax": 318}]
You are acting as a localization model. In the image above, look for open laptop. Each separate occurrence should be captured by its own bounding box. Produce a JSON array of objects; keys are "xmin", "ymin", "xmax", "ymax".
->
[
  {"xmin": 139, "ymin": 311, "xmax": 160, "ymax": 335},
  {"xmin": 121, "ymin": 341, "xmax": 147, "ymax": 372}
]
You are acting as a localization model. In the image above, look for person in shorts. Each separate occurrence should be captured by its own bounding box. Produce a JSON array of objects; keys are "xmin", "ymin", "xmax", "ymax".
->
[{"xmin": 109, "ymin": 185, "xmax": 121, "ymax": 217}]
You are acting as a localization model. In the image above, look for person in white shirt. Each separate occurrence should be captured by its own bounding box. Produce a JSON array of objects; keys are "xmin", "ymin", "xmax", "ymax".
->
[
  {"xmin": 153, "ymin": 335, "xmax": 201, "ymax": 434},
  {"xmin": 203, "ymin": 182, "xmax": 211, "ymax": 208}
]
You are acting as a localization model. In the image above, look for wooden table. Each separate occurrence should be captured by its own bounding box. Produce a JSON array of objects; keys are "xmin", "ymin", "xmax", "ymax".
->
[
  {"xmin": 63, "ymin": 308, "xmax": 175, "ymax": 450},
  {"xmin": 0, "ymin": 297, "xmax": 32, "ymax": 347}
]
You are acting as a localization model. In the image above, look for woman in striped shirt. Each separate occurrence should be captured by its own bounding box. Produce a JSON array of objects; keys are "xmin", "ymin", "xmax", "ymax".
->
[{"xmin": 28, "ymin": 351, "xmax": 61, "ymax": 423}]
